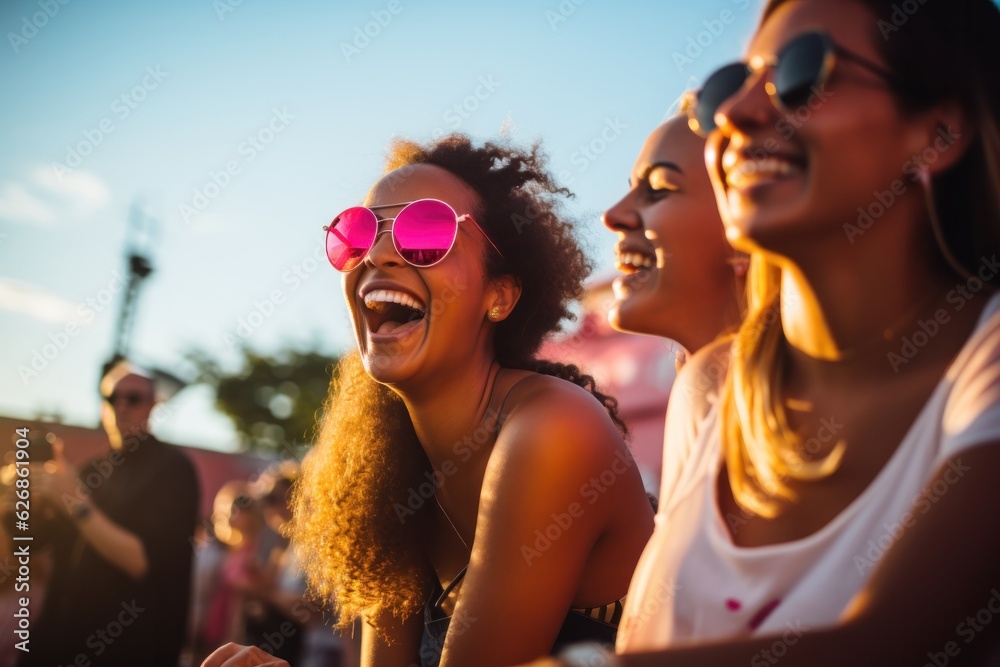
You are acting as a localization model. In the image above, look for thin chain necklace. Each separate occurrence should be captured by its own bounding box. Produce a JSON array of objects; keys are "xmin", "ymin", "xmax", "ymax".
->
[{"xmin": 800, "ymin": 288, "xmax": 948, "ymax": 361}]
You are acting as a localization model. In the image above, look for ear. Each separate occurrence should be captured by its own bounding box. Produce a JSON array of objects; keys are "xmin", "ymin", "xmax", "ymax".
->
[
  {"xmin": 907, "ymin": 100, "xmax": 976, "ymax": 178},
  {"xmin": 486, "ymin": 274, "xmax": 522, "ymax": 321}
]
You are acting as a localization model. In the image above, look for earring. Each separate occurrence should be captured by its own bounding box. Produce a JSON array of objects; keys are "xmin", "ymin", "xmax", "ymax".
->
[{"xmin": 489, "ymin": 307, "xmax": 501, "ymax": 321}]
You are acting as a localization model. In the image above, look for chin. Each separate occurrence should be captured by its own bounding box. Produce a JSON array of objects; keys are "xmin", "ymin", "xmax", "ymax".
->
[
  {"xmin": 722, "ymin": 187, "xmax": 819, "ymax": 254},
  {"xmin": 359, "ymin": 346, "xmax": 429, "ymax": 390},
  {"xmin": 609, "ymin": 296, "xmax": 662, "ymax": 338}
]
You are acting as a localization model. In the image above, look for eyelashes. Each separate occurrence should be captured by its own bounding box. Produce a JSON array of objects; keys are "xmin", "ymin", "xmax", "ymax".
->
[{"xmin": 646, "ymin": 166, "xmax": 681, "ymax": 195}]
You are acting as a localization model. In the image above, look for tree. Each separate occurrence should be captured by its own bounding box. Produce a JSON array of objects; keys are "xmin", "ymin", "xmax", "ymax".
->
[{"xmin": 187, "ymin": 347, "xmax": 338, "ymax": 457}]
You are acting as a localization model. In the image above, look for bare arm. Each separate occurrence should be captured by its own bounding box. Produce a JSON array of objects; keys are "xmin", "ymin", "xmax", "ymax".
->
[
  {"xmin": 33, "ymin": 442, "xmax": 149, "ymax": 580},
  {"xmin": 530, "ymin": 443, "xmax": 1000, "ymax": 666},
  {"xmin": 69, "ymin": 502, "xmax": 149, "ymax": 579},
  {"xmin": 360, "ymin": 607, "xmax": 424, "ymax": 667},
  {"xmin": 440, "ymin": 382, "xmax": 651, "ymax": 667}
]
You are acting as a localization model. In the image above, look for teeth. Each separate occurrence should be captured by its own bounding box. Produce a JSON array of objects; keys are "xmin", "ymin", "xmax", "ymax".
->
[
  {"xmin": 726, "ymin": 157, "xmax": 799, "ymax": 188},
  {"xmin": 362, "ymin": 289, "xmax": 426, "ymax": 314},
  {"xmin": 617, "ymin": 251, "xmax": 656, "ymax": 271}
]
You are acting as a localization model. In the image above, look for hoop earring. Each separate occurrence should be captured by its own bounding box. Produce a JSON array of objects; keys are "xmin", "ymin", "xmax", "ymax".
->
[{"xmin": 919, "ymin": 166, "xmax": 972, "ymax": 280}]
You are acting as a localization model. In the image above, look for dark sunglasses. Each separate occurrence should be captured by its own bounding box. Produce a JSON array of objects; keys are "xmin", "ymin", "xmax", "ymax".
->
[
  {"xmin": 688, "ymin": 30, "xmax": 898, "ymax": 136},
  {"xmin": 103, "ymin": 391, "xmax": 152, "ymax": 407},
  {"xmin": 324, "ymin": 198, "xmax": 505, "ymax": 272}
]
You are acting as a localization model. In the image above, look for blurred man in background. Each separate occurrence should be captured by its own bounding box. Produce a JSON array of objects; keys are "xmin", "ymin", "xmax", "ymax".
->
[{"xmin": 1, "ymin": 360, "xmax": 200, "ymax": 666}]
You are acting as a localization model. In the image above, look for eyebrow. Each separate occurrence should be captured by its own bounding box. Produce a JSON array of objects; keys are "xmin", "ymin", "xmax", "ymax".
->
[
  {"xmin": 646, "ymin": 161, "xmax": 683, "ymax": 176},
  {"xmin": 631, "ymin": 161, "xmax": 684, "ymax": 186}
]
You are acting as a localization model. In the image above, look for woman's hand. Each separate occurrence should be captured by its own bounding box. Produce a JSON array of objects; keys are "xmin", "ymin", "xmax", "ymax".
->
[{"xmin": 201, "ymin": 643, "xmax": 291, "ymax": 667}]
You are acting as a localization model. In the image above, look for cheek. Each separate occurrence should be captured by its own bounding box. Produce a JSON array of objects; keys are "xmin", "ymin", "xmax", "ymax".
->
[
  {"xmin": 342, "ymin": 274, "xmax": 363, "ymax": 324},
  {"xmin": 426, "ymin": 261, "xmax": 483, "ymax": 319},
  {"xmin": 807, "ymin": 104, "xmax": 911, "ymax": 193}
]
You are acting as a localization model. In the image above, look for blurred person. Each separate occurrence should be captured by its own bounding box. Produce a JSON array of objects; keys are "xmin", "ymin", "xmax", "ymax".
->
[
  {"xmin": 242, "ymin": 466, "xmax": 309, "ymax": 665},
  {"xmin": 203, "ymin": 133, "xmax": 654, "ymax": 667},
  {"xmin": 197, "ymin": 482, "xmax": 268, "ymax": 655},
  {"xmin": 244, "ymin": 462, "xmax": 362, "ymax": 667},
  {"xmin": 525, "ymin": 0, "xmax": 1000, "ymax": 665},
  {"xmin": 186, "ymin": 518, "xmax": 228, "ymax": 667},
  {"xmin": 602, "ymin": 100, "xmax": 747, "ymax": 359},
  {"xmin": 0, "ymin": 360, "xmax": 199, "ymax": 666}
]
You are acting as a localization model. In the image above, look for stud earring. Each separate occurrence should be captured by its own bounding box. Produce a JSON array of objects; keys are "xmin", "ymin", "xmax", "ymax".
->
[{"xmin": 489, "ymin": 307, "xmax": 501, "ymax": 321}]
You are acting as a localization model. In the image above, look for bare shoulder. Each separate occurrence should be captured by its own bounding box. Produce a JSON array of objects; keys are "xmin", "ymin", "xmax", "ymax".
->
[
  {"xmin": 500, "ymin": 372, "xmax": 626, "ymax": 451},
  {"xmin": 484, "ymin": 372, "xmax": 637, "ymax": 495}
]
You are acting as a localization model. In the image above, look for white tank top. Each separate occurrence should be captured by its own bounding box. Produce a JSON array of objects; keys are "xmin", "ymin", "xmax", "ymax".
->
[{"xmin": 617, "ymin": 291, "xmax": 1000, "ymax": 652}]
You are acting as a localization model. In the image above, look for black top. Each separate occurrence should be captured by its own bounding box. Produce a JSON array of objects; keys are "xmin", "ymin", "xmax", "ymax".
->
[
  {"xmin": 14, "ymin": 436, "xmax": 200, "ymax": 667},
  {"xmin": 419, "ymin": 565, "xmax": 622, "ymax": 667}
]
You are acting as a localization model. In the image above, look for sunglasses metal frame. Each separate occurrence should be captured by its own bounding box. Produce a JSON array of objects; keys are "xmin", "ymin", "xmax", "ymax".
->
[
  {"xmin": 687, "ymin": 30, "xmax": 899, "ymax": 137},
  {"xmin": 103, "ymin": 391, "xmax": 152, "ymax": 407},
  {"xmin": 324, "ymin": 198, "xmax": 505, "ymax": 272}
]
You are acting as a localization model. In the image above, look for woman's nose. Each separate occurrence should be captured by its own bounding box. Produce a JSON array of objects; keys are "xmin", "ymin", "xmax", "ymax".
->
[
  {"xmin": 364, "ymin": 222, "xmax": 404, "ymax": 269},
  {"xmin": 713, "ymin": 68, "xmax": 777, "ymax": 137},
  {"xmin": 602, "ymin": 192, "xmax": 642, "ymax": 233}
]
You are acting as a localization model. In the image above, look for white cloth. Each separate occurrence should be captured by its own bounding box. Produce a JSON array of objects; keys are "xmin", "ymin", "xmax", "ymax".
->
[{"xmin": 617, "ymin": 291, "xmax": 1000, "ymax": 652}]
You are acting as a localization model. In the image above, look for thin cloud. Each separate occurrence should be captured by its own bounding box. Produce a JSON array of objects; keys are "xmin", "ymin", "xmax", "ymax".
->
[
  {"xmin": 0, "ymin": 277, "xmax": 79, "ymax": 324},
  {"xmin": 0, "ymin": 168, "xmax": 110, "ymax": 227}
]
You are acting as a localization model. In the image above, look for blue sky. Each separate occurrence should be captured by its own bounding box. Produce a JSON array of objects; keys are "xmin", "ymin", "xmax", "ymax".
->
[{"xmin": 0, "ymin": 0, "xmax": 760, "ymax": 451}]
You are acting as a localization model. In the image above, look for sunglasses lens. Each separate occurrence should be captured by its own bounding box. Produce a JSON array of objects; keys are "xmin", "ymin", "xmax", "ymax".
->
[
  {"xmin": 774, "ymin": 32, "xmax": 828, "ymax": 110},
  {"xmin": 327, "ymin": 207, "xmax": 377, "ymax": 272},
  {"xmin": 393, "ymin": 200, "xmax": 458, "ymax": 267},
  {"xmin": 695, "ymin": 63, "xmax": 750, "ymax": 134}
]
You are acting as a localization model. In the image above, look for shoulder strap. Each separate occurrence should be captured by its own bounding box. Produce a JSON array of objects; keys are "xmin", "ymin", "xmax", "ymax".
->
[
  {"xmin": 494, "ymin": 372, "xmax": 537, "ymax": 429},
  {"xmin": 433, "ymin": 564, "xmax": 469, "ymax": 609}
]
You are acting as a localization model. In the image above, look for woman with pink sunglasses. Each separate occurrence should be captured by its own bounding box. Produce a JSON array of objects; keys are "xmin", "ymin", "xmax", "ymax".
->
[
  {"xmin": 523, "ymin": 0, "xmax": 1000, "ymax": 665},
  {"xmin": 202, "ymin": 135, "xmax": 653, "ymax": 667}
]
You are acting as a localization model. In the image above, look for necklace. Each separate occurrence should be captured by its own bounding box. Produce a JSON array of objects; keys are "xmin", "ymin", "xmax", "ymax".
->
[
  {"xmin": 432, "ymin": 362, "xmax": 503, "ymax": 553},
  {"xmin": 804, "ymin": 288, "xmax": 948, "ymax": 361}
]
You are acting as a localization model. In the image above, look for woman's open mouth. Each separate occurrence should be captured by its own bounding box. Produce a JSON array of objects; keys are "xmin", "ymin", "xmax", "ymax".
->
[
  {"xmin": 613, "ymin": 245, "xmax": 659, "ymax": 297},
  {"xmin": 360, "ymin": 288, "xmax": 427, "ymax": 338}
]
